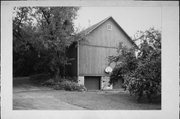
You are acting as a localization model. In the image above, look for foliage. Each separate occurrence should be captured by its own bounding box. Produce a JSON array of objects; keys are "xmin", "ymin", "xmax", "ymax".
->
[
  {"xmin": 41, "ymin": 77, "xmax": 77, "ymax": 86},
  {"xmin": 13, "ymin": 7, "xmax": 38, "ymax": 76},
  {"xmin": 53, "ymin": 80, "xmax": 87, "ymax": 91},
  {"xmin": 33, "ymin": 7, "xmax": 80, "ymax": 79},
  {"xmin": 109, "ymin": 28, "xmax": 161, "ymax": 102},
  {"xmin": 108, "ymin": 43, "xmax": 138, "ymax": 86},
  {"xmin": 13, "ymin": 7, "xmax": 80, "ymax": 78},
  {"xmin": 41, "ymin": 78, "xmax": 56, "ymax": 86},
  {"xmin": 30, "ymin": 74, "xmax": 85, "ymax": 91}
]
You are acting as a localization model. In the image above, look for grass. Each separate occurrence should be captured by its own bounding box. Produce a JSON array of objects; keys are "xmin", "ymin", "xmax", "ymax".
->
[
  {"xmin": 13, "ymin": 77, "xmax": 161, "ymax": 110},
  {"xmin": 13, "ymin": 89, "xmax": 161, "ymax": 110}
]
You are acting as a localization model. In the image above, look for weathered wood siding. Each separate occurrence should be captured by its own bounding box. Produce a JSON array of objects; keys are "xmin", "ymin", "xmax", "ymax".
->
[{"xmin": 79, "ymin": 19, "xmax": 134, "ymax": 76}]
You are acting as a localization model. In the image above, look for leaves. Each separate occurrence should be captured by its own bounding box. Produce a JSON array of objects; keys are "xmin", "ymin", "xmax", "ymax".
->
[
  {"xmin": 109, "ymin": 28, "xmax": 161, "ymax": 101},
  {"xmin": 13, "ymin": 7, "xmax": 80, "ymax": 77}
]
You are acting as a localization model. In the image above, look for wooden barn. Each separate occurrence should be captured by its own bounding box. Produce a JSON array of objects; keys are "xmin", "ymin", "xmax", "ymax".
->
[{"xmin": 67, "ymin": 16, "xmax": 137, "ymax": 90}]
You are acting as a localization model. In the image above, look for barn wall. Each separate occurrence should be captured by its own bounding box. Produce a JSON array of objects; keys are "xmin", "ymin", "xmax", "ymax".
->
[
  {"xmin": 79, "ymin": 19, "xmax": 134, "ymax": 76},
  {"xmin": 79, "ymin": 45, "xmax": 116, "ymax": 76}
]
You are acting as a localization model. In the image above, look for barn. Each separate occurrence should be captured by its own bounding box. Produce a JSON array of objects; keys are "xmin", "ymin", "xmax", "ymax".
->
[{"xmin": 67, "ymin": 16, "xmax": 137, "ymax": 90}]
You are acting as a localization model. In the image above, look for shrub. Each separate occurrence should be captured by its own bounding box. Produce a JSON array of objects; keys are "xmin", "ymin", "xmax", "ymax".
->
[
  {"xmin": 28, "ymin": 72, "xmax": 85, "ymax": 92},
  {"xmin": 125, "ymin": 53, "xmax": 161, "ymax": 102},
  {"xmin": 53, "ymin": 80, "xmax": 87, "ymax": 92},
  {"xmin": 65, "ymin": 76, "xmax": 78, "ymax": 83},
  {"xmin": 41, "ymin": 78, "xmax": 55, "ymax": 87},
  {"xmin": 109, "ymin": 28, "xmax": 161, "ymax": 102}
]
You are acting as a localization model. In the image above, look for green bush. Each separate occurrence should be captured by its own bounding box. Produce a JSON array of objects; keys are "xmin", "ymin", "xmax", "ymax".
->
[
  {"xmin": 53, "ymin": 80, "xmax": 87, "ymax": 91},
  {"xmin": 38, "ymin": 76, "xmax": 85, "ymax": 92},
  {"xmin": 41, "ymin": 78, "xmax": 55, "ymax": 87}
]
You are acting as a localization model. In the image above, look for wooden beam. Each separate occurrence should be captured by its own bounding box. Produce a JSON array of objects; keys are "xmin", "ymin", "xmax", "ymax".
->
[
  {"xmin": 79, "ymin": 43, "xmax": 117, "ymax": 49},
  {"xmin": 77, "ymin": 41, "xmax": 79, "ymax": 76},
  {"xmin": 79, "ymin": 73, "xmax": 110, "ymax": 77}
]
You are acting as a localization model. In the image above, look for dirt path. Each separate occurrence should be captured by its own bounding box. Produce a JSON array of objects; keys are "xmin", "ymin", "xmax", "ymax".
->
[
  {"xmin": 13, "ymin": 77, "xmax": 86, "ymax": 110},
  {"xmin": 14, "ymin": 91, "xmax": 86, "ymax": 110}
]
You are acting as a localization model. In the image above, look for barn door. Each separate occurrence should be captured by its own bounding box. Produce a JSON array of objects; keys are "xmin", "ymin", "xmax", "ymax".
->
[{"xmin": 84, "ymin": 76, "xmax": 101, "ymax": 90}]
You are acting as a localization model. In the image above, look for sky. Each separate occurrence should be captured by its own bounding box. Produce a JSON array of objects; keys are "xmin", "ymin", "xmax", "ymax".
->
[{"xmin": 74, "ymin": 7, "xmax": 162, "ymax": 37}]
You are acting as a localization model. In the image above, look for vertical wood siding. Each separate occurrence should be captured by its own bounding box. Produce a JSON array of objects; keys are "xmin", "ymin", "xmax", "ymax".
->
[{"xmin": 79, "ymin": 19, "xmax": 134, "ymax": 76}]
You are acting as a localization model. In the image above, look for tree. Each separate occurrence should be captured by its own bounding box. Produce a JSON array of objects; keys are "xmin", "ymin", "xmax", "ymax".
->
[
  {"xmin": 108, "ymin": 43, "xmax": 138, "ymax": 87},
  {"xmin": 109, "ymin": 28, "xmax": 161, "ymax": 102},
  {"xmin": 33, "ymin": 7, "xmax": 80, "ymax": 81},
  {"xmin": 13, "ymin": 7, "xmax": 80, "ymax": 79},
  {"xmin": 13, "ymin": 7, "xmax": 38, "ymax": 76}
]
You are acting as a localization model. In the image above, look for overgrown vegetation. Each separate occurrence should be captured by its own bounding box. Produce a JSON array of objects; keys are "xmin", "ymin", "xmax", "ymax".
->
[
  {"xmin": 53, "ymin": 80, "xmax": 87, "ymax": 91},
  {"xmin": 29, "ymin": 74, "xmax": 86, "ymax": 91},
  {"xmin": 41, "ymin": 78, "xmax": 87, "ymax": 91},
  {"xmin": 109, "ymin": 28, "xmax": 161, "ymax": 102},
  {"xmin": 13, "ymin": 7, "xmax": 81, "ymax": 81}
]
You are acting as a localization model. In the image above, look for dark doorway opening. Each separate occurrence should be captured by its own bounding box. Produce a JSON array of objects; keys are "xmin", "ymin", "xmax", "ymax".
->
[{"xmin": 84, "ymin": 76, "xmax": 101, "ymax": 90}]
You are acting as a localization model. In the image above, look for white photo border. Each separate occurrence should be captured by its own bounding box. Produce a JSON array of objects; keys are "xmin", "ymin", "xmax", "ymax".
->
[{"xmin": 1, "ymin": 1, "xmax": 179, "ymax": 119}]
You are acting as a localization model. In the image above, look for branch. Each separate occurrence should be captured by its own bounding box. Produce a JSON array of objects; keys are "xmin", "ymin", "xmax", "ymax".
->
[{"xmin": 40, "ymin": 8, "xmax": 51, "ymax": 25}]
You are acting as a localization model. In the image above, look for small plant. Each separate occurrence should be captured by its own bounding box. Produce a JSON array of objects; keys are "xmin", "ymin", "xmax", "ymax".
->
[
  {"xmin": 32, "ymin": 75, "xmax": 86, "ymax": 92},
  {"xmin": 41, "ymin": 78, "xmax": 55, "ymax": 87},
  {"xmin": 53, "ymin": 80, "xmax": 87, "ymax": 92}
]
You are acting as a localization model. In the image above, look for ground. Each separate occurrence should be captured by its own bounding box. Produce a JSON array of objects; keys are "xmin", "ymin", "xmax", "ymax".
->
[{"xmin": 13, "ymin": 77, "xmax": 161, "ymax": 110}]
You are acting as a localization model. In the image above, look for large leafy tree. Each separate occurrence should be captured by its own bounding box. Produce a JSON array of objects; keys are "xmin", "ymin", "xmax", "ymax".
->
[
  {"xmin": 13, "ymin": 7, "xmax": 38, "ymax": 76},
  {"xmin": 109, "ymin": 28, "xmax": 161, "ymax": 102},
  {"xmin": 32, "ymin": 7, "xmax": 79, "ymax": 80},
  {"xmin": 13, "ymin": 7, "xmax": 80, "ymax": 79}
]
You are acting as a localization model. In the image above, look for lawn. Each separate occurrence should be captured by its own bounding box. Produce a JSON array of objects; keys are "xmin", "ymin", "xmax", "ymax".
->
[{"xmin": 13, "ymin": 77, "xmax": 161, "ymax": 110}]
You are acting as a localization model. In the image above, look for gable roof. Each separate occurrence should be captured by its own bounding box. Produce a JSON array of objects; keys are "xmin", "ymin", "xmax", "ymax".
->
[
  {"xmin": 79, "ymin": 16, "xmax": 138, "ymax": 49},
  {"xmin": 79, "ymin": 16, "xmax": 111, "ymax": 35}
]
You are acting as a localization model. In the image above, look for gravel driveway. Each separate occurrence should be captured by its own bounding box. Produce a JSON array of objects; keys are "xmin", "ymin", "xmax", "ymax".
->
[{"xmin": 13, "ymin": 77, "xmax": 161, "ymax": 110}]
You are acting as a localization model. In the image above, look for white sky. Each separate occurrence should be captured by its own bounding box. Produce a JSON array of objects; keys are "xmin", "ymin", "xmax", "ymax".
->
[{"xmin": 74, "ymin": 7, "xmax": 162, "ymax": 37}]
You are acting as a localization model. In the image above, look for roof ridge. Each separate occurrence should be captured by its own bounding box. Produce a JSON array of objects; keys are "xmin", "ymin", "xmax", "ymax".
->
[
  {"xmin": 78, "ymin": 16, "xmax": 138, "ymax": 49},
  {"xmin": 79, "ymin": 16, "xmax": 112, "ymax": 35},
  {"xmin": 86, "ymin": 16, "xmax": 112, "ymax": 34}
]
